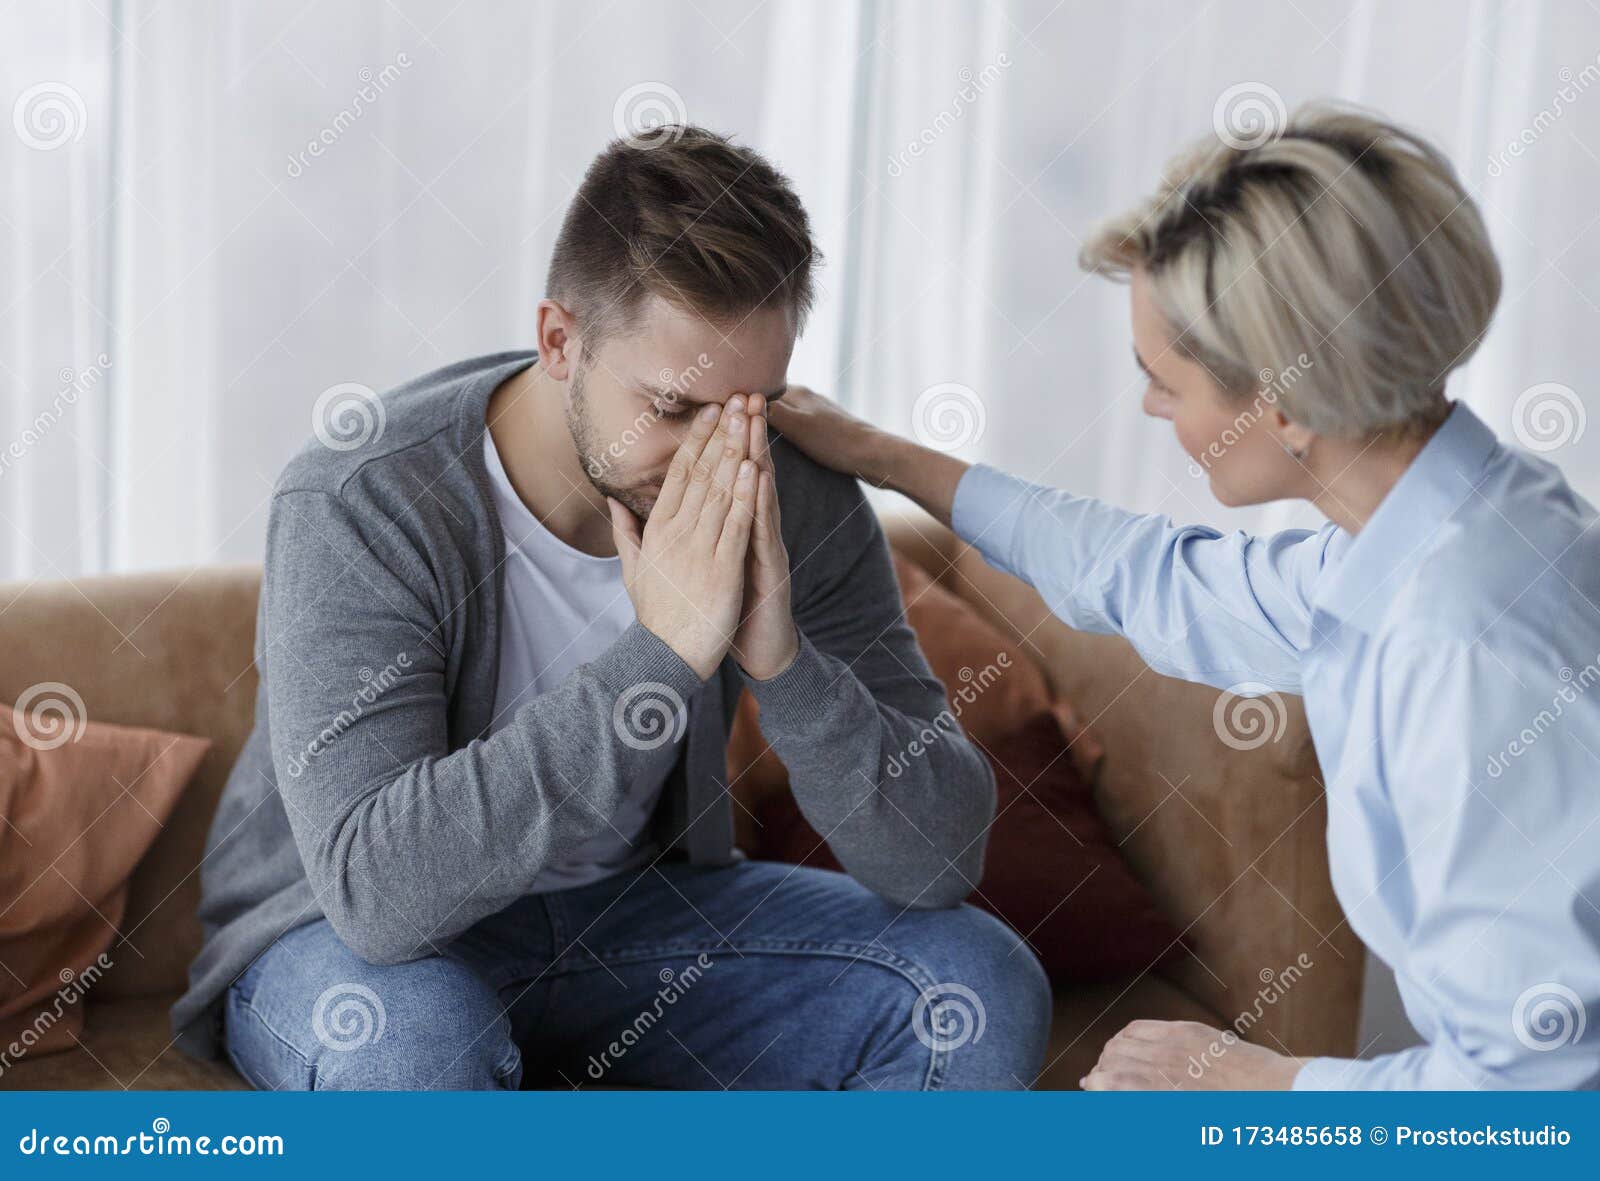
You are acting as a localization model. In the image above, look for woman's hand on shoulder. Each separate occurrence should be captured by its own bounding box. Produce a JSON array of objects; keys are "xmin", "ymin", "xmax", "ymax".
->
[{"xmin": 767, "ymin": 384, "xmax": 887, "ymax": 485}]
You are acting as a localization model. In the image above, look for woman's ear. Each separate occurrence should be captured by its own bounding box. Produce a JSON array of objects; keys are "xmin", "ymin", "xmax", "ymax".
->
[
  {"xmin": 535, "ymin": 299, "xmax": 581, "ymax": 380},
  {"xmin": 1270, "ymin": 407, "xmax": 1316, "ymax": 462}
]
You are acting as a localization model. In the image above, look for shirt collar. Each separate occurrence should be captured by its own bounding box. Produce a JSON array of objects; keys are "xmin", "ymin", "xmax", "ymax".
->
[{"xmin": 1312, "ymin": 402, "xmax": 1500, "ymax": 635}]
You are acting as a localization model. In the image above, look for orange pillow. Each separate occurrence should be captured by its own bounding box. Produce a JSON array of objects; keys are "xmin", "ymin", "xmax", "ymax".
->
[
  {"xmin": 889, "ymin": 554, "xmax": 1105, "ymax": 778},
  {"xmin": 887, "ymin": 552, "xmax": 1053, "ymax": 744},
  {"xmin": 0, "ymin": 697, "xmax": 208, "ymax": 1062}
]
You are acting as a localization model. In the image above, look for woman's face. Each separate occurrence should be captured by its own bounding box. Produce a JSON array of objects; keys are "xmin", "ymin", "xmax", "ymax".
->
[{"xmin": 1130, "ymin": 267, "xmax": 1305, "ymax": 507}]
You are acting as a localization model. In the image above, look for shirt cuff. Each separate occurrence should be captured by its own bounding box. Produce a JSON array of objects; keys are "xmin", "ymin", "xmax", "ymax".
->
[
  {"xmin": 951, "ymin": 462, "xmax": 1029, "ymax": 571},
  {"xmin": 592, "ymin": 619, "xmax": 707, "ymax": 707},
  {"xmin": 740, "ymin": 629, "xmax": 841, "ymax": 737}
]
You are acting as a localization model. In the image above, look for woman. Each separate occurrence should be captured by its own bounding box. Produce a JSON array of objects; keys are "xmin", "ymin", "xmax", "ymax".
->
[{"xmin": 771, "ymin": 102, "xmax": 1600, "ymax": 1090}]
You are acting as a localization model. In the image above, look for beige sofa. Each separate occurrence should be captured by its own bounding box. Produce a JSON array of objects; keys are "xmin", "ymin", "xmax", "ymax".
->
[{"xmin": 0, "ymin": 510, "xmax": 1363, "ymax": 1090}]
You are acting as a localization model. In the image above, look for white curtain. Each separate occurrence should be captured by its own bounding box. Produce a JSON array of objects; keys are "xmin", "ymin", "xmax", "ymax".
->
[
  {"xmin": 1, "ymin": 3, "xmax": 113, "ymax": 580},
  {"xmin": 4, "ymin": 0, "xmax": 1597, "ymax": 574}
]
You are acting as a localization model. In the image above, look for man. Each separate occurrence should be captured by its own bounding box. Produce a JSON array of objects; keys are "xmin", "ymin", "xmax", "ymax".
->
[{"xmin": 172, "ymin": 126, "xmax": 1051, "ymax": 1090}]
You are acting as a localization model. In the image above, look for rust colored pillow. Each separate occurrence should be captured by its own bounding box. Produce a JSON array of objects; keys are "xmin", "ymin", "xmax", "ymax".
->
[
  {"xmin": 892, "ymin": 552, "xmax": 1106, "ymax": 780},
  {"xmin": 754, "ymin": 709, "xmax": 1185, "ymax": 984},
  {"xmin": 0, "ymin": 699, "xmax": 209, "ymax": 1061},
  {"xmin": 888, "ymin": 553, "xmax": 1052, "ymax": 745}
]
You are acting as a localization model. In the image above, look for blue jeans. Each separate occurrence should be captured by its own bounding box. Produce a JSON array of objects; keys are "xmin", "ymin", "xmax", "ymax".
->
[{"xmin": 223, "ymin": 860, "xmax": 1052, "ymax": 1090}]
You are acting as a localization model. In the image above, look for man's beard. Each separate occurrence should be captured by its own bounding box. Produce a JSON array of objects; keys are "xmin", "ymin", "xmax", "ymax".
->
[{"xmin": 566, "ymin": 361, "xmax": 660, "ymax": 522}]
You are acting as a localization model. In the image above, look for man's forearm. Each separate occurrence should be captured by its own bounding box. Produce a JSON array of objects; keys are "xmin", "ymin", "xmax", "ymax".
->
[
  {"xmin": 276, "ymin": 616, "xmax": 704, "ymax": 964},
  {"xmin": 742, "ymin": 629, "xmax": 994, "ymax": 908}
]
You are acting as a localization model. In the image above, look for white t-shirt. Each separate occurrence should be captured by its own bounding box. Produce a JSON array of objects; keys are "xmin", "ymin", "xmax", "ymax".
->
[{"xmin": 481, "ymin": 430, "xmax": 689, "ymax": 892}]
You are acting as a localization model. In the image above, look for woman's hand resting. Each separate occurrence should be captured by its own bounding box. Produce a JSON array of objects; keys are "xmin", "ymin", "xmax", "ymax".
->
[
  {"xmin": 766, "ymin": 384, "xmax": 887, "ymax": 485},
  {"xmin": 767, "ymin": 383, "xmax": 969, "ymax": 529}
]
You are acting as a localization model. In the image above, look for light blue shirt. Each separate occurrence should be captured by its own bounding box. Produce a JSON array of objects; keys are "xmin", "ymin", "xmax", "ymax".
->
[{"xmin": 952, "ymin": 403, "xmax": 1600, "ymax": 1090}]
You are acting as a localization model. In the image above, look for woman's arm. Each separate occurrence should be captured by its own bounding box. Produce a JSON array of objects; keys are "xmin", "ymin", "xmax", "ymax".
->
[
  {"xmin": 772, "ymin": 385, "xmax": 1328, "ymax": 693},
  {"xmin": 879, "ymin": 436, "xmax": 968, "ymax": 529},
  {"xmin": 952, "ymin": 463, "xmax": 1330, "ymax": 692}
]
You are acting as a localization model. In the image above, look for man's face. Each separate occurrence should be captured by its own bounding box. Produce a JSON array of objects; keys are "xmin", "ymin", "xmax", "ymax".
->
[{"xmin": 565, "ymin": 295, "xmax": 795, "ymax": 520}]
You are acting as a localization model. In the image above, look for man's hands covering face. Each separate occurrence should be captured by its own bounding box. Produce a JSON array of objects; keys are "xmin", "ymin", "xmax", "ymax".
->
[
  {"xmin": 728, "ymin": 392, "xmax": 798, "ymax": 681},
  {"xmin": 608, "ymin": 393, "xmax": 797, "ymax": 682}
]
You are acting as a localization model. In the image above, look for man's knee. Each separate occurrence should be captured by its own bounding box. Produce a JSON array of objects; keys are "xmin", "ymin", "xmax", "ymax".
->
[
  {"xmin": 307, "ymin": 956, "xmax": 520, "ymax": 1090},
  {"xmin": 883, "ymin": 904, "xmax": 1054, "ymax": 1085},
  {"xmin": 228, "ymin": 925, "xmax": 520, "ymax": 1091}
]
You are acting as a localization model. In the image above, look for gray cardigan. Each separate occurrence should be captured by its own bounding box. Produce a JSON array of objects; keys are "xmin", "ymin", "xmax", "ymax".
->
[{"xmin": 172, "ymin": 351, "xmax": 995, "ymax": 1058}]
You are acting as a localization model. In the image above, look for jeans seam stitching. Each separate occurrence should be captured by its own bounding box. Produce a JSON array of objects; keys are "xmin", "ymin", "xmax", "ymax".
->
[
  {"xmin": 546, "ymin": 940, "xmax": 947, "ymax": 1089},
  {"xmin": 225, "ymin": 1049, "xmax": 276, "ymax": 1093},
  {"xmin": 568, "ymin": 938, "xmax": 927, "ymax": 975},
  {"xmin": 229, "ymin": 991, "xmax": 317, "ymax": 1088},
  {"xmin": 492, "ymin": 1034, "xmax": 522, "ymax": 1087}
]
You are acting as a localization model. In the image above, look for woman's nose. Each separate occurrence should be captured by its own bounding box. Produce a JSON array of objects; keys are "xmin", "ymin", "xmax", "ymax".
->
[{"xmin": 1141, "ymin": 384, "xmax": 1172, "ymax": 420}]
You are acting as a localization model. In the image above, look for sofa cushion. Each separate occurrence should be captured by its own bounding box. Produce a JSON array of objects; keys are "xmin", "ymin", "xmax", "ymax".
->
[
  {"xmin": 0, "ymin": 565, "xmax": 263, "ymax": 1004},
  {"xmin": 1, "ymin": 706, "xmax": 209, "ymax": 1064}
]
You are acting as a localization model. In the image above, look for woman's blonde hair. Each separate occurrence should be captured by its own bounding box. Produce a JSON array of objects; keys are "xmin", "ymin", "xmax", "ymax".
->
[{"xmin": 1081, "ymin": 101, "xmax": 1501, "ymax": 438}]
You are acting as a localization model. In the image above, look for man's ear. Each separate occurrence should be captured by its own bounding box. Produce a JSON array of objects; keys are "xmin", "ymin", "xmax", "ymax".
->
[{"xmin": 536, "ymin": 299, "xmax": 581, "ymax": 380}]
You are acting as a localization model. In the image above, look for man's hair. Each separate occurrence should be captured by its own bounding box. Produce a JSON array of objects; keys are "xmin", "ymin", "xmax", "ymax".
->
[{"xmin": 548, "ymin": 126, "xmax": 819, "ymax": 346}]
